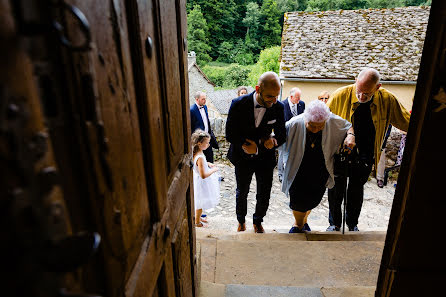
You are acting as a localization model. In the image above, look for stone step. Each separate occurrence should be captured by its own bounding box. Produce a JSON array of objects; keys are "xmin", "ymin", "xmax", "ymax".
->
[
  {"xmin": 196, "ymin": 228, "xmax": 386, "ymax": 242},
  {"xmin": 199, "ymin": 281, "xmax": 375, "ymax": 297},
  {"xmin": 198, "ymin": 237, "xmax": 384, "ymax": 288}
]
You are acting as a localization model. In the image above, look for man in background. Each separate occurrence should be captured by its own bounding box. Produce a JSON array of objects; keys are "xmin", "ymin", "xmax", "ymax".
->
[
  {"xmin": 190, "ymin": 91, "xmax": 219, "ymax": 162},
  {"xmin": 278, "ymin": 87, "xmax": 306, "ymax": 182}
]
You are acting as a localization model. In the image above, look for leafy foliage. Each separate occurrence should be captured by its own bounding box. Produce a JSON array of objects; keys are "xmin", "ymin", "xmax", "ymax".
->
[
  {"xmin": 202, "ymin": 64, "xmax": 254, "ymax": 88},
  {"xmin": 187, "ymin": 0, "xmax": 430, "ymax": 87},
  {"xmin": 248, "ymin": 46, "xmax": 281, "ymax": 86},
  {"xmin": 260, "ymin": 0, "xmax": 283, "ymax": 48},
  {"xmin": 187, "ymin": 5, "xmax": 211, "ymax": 65}
]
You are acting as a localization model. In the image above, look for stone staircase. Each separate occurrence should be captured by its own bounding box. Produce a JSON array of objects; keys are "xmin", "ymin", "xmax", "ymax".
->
[{"xmin": 196, "ymin": 229, "xmax": 386, "ymax": 297}]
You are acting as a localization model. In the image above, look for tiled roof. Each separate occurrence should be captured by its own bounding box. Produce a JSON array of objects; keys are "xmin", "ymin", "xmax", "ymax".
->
[
  {"xmin": 207, "ymin": 87, "xmax": 255, "ymax": 115},
  {"xmin": 280, "ymin": 6, "xmax": 430, "ymax": 81},
  {"xmin": 189, "ymin": 62, "xmax": 215, "ymax": 86}
]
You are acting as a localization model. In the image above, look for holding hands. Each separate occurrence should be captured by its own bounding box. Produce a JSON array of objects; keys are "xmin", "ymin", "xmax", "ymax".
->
[
  {"xmin": 242, "ymin": 139, "xmax": 258, "ymax": 154},
  {"xmin": 343, "ymin": 129, "xmax": 356, "ymax": 153},
  {"xmin": 263, "ymin": 137, "xmax": 278, "ymax": 149}
]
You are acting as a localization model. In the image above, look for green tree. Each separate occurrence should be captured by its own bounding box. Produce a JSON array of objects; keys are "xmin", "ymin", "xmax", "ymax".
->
[
  {"xmin": 260, "ymin": 0, "xmax": 283, "ymax": 48},
  {"xmin": 189, "ymin": 0, "xmax": 238, "ymax": 59},
  {"xmin": 243, "ymin": 2, "xmax": 262, "ymax": 54},
  {"xmin": 223, "ymin": 64, "xmax": 252, "ymax": 88},
  {"xmin": 277, "ymin": 0, "xmax": 308, "ymax": 13},
  {"xmin": 233, "ymin": 40, "xmax": 255, "ymax": 65},
  {"xmin": 187, "ymin": 5, "xmax": 211, "ymax": 65},
  {"xmin": 337, "ymin": 0, "xmax": 369, "ymax": 9},
  {"xmin": 248, "ymin": 46, "xmax": 281, "ymax": 86},
  {"xmin": 404, "ymin": 0, "xmax": 428, "ymax": 5},
  {"xmin": 217, "ymin": 41, "xmax": 235, "ymax": 63},
  {"xmin": 366, "ymin": 0, "xmax": 404, "ymax": 8}
]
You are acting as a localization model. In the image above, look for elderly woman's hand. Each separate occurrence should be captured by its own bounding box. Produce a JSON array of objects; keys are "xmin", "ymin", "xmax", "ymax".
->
[{"xmin": 344, "ymin": 133, "xmax": 356, "ymax": 152}]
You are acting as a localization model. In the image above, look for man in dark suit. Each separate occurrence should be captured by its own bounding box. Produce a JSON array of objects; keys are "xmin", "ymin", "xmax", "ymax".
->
[
  {"xmin": 226, "ymin": 72, "xmax": 286, "ymax": 233},
  {"xmin": 283, "ymin": 87, "xmax": 305, "ymax": 122},
  {"xmin": 278, "ymin": 87, "xmax": 306, "ymax": 182},
  {"xmin": 190, "ymin": 91, "xmax": 219, "ymax": 162}
]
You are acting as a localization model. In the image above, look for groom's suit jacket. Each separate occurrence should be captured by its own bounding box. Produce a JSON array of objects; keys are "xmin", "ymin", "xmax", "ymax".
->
[{"xmin": 226, "ymin": 92, "xmax": 286, "ymax": 168}]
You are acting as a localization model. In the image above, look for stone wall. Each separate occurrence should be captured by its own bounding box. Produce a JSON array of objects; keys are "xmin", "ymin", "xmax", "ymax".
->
[
  {"xmin": 210, "ymin": 118, "xmax": 229, "ymax": 161},
  {"xmin": 384, "ymin": 126, "xmax": 405, "ymax": 167}
]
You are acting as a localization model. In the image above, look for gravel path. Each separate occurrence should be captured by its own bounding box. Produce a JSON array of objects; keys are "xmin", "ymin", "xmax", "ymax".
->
[{"xmin": 199, "ymin": 161, "xmax": 396, "ymax": 233}]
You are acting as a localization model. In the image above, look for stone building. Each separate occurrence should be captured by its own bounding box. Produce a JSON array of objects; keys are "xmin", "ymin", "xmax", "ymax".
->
[
  {"xmin": 280, "ymin": 6, "xmax": 430, "ymax": 111},
  {"xmin": 206, "ymin": 87, "xmax": 255, "ymax": 137}
]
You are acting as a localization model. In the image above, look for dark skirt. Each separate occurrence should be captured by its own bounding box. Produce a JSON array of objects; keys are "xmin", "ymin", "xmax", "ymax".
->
[{"xmin": 289, "ymin": 130, "xmax": 329, "ymax": 212}]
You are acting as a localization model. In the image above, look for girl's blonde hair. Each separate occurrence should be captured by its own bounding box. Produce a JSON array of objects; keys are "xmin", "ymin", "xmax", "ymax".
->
[{"xmin": 191, "ymin": 129, "xmax": 210, "ymax": 155}]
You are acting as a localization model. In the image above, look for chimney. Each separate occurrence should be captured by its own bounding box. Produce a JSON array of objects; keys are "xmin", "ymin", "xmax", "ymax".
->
[{"xmin": 188, "ymin": 51, "xmax": 196, "ymax": 66}]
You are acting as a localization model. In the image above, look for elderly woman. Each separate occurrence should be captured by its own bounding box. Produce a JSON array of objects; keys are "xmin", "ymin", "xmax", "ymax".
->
[{"xmin": 282, "ymin": 100, "xmax": 355, "ymax": 233}]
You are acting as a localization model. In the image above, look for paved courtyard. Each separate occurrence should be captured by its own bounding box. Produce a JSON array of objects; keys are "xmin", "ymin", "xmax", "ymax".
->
[{"xmin": 200, "ymin": 161, "xmax": 397, "ymax": 233}]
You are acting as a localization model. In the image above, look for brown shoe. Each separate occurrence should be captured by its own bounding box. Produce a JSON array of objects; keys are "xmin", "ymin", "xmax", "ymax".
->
[
  {"xmin": 253, "ymin": 224, "xmax": 265, "ymax": 233},
  {"xmin": 237, "ymin": 223, "xmax": 246, "ymax": 232}
]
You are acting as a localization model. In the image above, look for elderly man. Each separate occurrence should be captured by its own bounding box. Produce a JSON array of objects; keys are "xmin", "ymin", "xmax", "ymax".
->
[
  {"xmin": 226, "ymin": 72, "xmax": 286, "ymax": 233},
  {"xmin": 278, "ymin": 88, "xmax": 306, "ymax": 182},
  {"xmin": 283, "ymin": 87, "xmax": 306, "ymax": 121},
  {"xmin": 327, "ymin": 68, "xmax": 411, "ymax": 232},
  {"xmin": 190, "ymin": 91, "xmax": 219, "ymax": 163}
]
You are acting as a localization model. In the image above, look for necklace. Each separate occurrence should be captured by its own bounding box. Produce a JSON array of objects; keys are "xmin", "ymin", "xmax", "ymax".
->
[{"xmin": 307, "ymin": 131, "xmax": 320, "ymax": 148}]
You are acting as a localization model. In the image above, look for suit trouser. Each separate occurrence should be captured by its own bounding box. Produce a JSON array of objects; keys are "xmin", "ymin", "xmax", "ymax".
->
[
  {"xmin": 235, "ymin": 161, "xmax": 274, "ymax": 226},
  {"xmin": 203, "ymin": 146, "xmax": 214, "ymax": 163},
  {"xmin": 328, "ymin": 159, "xmax": 373, "ymax": 228}
]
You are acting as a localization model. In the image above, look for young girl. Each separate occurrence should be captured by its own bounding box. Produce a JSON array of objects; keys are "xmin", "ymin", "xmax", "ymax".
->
[{"xmin": 192, "ymin": 129, "xmax": 220, "ymax": 227}]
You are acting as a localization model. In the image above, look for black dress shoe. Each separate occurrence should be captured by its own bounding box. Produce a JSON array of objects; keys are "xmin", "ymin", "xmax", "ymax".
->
[
  {"xmin": 253, "ymin": 224, "xmax": 265, "ymax": 233},
  {"xmin": 348, "ymin": 226, "xmax": 359, "ymax": 231},
  {"xmin": 377, "ymin": 180, "xmax": 384, "ymax": 188}
]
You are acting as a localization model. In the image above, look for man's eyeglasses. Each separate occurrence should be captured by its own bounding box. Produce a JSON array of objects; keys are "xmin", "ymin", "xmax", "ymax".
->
[
  {"xmin": 356, "ymin": 92, "xmax": 374, "ymax": 100},
  {"xmin": 320, "ymin": 97, "xmax": 329, "ymax": 100}
]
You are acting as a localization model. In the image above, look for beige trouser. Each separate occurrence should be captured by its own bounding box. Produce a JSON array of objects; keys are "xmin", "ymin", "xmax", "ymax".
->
[{"xmin": 376, "ymin": 149, "xmax": 386, "ymax": 181}]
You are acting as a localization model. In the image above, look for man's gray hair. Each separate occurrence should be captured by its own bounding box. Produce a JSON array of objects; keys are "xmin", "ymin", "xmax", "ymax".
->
[
  {"xmin": 304, "ymin": 100, "xmax": 331, "ymax": 123},
  {"xmin": 194, "ymin": 91, "xmax": 206, "ymax": 100},
  {"xmin": 290, "ymin": 87, "xmax": 301, "ymax": 97},
  {"xmin": 357, "ymin": 68, "xmax": 381, "ymax": 85}
]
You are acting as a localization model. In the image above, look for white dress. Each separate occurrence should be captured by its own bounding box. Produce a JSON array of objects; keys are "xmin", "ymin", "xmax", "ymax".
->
[{"xmin": 193, "ymin": 154, "xmax": 220, "ymax": 211}]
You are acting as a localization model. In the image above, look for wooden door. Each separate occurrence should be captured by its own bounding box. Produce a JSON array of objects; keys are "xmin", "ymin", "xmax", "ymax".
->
[
  {"xmin": 376, "ymin": 1, "xmax": 446, "ymax": 296},
  {"xmin": 2, "ymin": 1, "xmax": 195, "ymax": 296}
]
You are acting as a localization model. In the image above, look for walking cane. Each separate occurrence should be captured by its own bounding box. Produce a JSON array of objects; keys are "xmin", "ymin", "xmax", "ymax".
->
[{"xmin": 342, "ymin": 147, "xmax": 352, "ymax": 235}]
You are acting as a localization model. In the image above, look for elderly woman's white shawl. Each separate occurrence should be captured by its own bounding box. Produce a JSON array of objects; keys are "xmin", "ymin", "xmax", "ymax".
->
[{"xmin": 281, "ymin": 113, "xmax": 352, "ymax": 196}]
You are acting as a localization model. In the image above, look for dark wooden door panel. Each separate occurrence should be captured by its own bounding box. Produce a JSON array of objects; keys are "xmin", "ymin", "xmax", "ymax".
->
[
  {"xmin": 4, "ymin": 0, "xmax": 196, "ymax": 296},
  {"xmin": 61, "ymin": 0, "xmax": 152, "ymax": 294},
  {"xmin": 171, "ymin": 210, "xmax": 194, "ymax": 297},
  {"xmin": 159, "ymin": 0, "xmax": 186, "ymax": 179}
]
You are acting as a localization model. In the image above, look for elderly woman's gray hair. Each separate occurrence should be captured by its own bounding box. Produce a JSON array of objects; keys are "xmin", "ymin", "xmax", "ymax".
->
[{"xmin": 304, "ymin": 100, "xmax": 331, "ymax": 123}]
